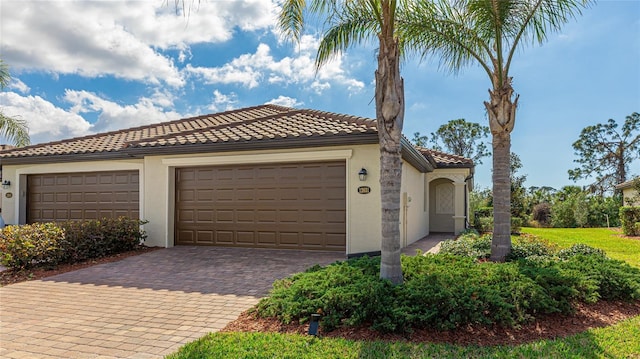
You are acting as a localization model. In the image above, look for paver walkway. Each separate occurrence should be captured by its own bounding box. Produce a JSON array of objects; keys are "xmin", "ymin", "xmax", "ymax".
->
[
  {"xmin": 0, "ymin": 234, "xmax": 451, "ymax": 359},
  {"xmin": 0, "ymin": 247, "xmax": 343, "ymax": 359}
]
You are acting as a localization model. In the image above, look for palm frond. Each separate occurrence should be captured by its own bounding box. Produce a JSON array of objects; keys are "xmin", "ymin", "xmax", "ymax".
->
[
  {"xmin": 315, "ymin": 1, "xmax": 381, "ymax": 68},
  {"xmin": 0, "ymin": 59, "xmax": 10, "ymax": 89},
  {"xmin": 0, "ymin": 112, "xmax": 31, "ymax": 147}
]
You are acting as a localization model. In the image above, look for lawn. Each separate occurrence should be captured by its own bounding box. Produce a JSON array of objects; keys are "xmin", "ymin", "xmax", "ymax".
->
[
  {"xmin": 521, "ymin": 227, "xmax": 640, "ymax": 267},
  {"xmin": 167, "ymin": 315, "xmax": 640, "ymax": 359}
]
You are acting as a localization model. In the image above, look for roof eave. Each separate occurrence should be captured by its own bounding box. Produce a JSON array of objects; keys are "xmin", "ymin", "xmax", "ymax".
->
[{"xmin": 401, "ymin": 138, "xmax": 434, "ymax": 173}]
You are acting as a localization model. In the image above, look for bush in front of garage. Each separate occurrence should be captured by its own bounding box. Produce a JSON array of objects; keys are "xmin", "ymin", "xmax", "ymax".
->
[{"xmin": 0, "ymin": 217, "xmax": 147, "ymax": 270}]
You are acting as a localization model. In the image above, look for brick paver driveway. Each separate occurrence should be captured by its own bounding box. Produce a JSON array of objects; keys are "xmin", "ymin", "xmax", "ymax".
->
[{"xmin": 0, "ymin": 247, "xmax": 343, "ymax": 359}]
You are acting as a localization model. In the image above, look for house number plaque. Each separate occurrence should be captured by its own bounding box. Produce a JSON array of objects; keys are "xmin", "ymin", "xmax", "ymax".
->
[{"xmin": 357, "ymin": 186, "xmax": 371, "ymax": 194}]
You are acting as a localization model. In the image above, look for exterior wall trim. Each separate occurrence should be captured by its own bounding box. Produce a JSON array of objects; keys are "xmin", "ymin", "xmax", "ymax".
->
[{"xmin": 161, "ymin": 149, "xmax": 354, "ymax": 166}]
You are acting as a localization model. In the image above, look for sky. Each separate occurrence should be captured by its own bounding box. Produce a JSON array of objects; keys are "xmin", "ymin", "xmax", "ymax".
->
[{"xmin": 0, "ymin": 0, "xmax": 638, "ymax": 191}]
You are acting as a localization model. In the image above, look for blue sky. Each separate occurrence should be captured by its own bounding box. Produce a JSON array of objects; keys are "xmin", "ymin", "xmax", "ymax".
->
[{"xmin": 0, "ymin": 0, "xmax": 638, "ymax": 191}]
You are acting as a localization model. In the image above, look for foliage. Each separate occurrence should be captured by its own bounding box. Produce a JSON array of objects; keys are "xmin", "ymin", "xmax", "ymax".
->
[
  {"xmin": 0, "ymin": 217, "xmax": 147, "ymax": 270},
  {"xmin": 0, "ymin": 58, "xmax": 31, "ymax": 147},
  {"xmin": 469, "ymin": 187, "xmax": 492, "ymax": 225},
  {"xmin": 59, "ymin": 217, "xmax": 148, "ymax": 263},
  {"xmin": 521, "ymin": 227, "xmax": 640, "ymax": 268},
  {"xmin": 506, "ymin": 234, "xmax": 558, "ymax": 261},
  {"xmin": 167, "ymin": 316, "xmax": 640, "ymax": 359},
  {"xmin": 255, "ymin": 239, "xmax": 639, "ymax": 334},
  {"xmin": 569, "ymin": 113, "xmax": 640, "ymax": 195},
  {"xmin": 439, "ymin": 233, "xmax": 491, "ymax": 259},
  {"xmin": 0, "ymin": 223, "xmax": 65, "ymax": 269},
  {"xmin": 532, "ymin": 202, "xmax": 552, "ymax": 226},
  {"xmin": 620, "ymin": 206, "xmax": 640, "ymax": 236},
  {"xmin": 413, "ymin": 119, "xmax": 490, "ymax": 164}
]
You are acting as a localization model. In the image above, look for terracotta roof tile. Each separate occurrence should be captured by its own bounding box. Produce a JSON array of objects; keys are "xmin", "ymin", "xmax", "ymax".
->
[
  {"xmin": 0, "ymin": 105, "xmax": 376, "ymax": 160},
  {"xmin": 416, "ymin": 147, "xmax": 474, "ymax": 168}
]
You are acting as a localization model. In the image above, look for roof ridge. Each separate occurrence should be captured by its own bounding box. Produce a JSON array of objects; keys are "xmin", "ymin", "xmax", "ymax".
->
[
  {"xmin": 124, "ymin": 108, "xmax": 304, "ymax": 148},
  {"xmin": 1, "ymin": 104, "xmax": 289, "ymax": 154},
  {"xmin": 302, "ymin": 108, "xmax": 376, "ymax": 127}
]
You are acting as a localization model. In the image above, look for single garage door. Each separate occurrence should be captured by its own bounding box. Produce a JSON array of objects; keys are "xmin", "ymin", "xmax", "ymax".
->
[
  {"xmin": 175, "ymin": 161, "xmax": 346, "ymax": 251},
  {"xmin": 27, "ymin": 170, "xmax": 139, "ymax": 223}
]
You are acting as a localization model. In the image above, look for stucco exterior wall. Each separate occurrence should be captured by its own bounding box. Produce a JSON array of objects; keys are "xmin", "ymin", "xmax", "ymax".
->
[
  {"xmin": 141, "ymin": 144, "xmax": 384, "ymax": 252},
  {"xmin": 2, "ymin": 144, "xmax": 453, "ymax": 254},
  {"xmin": 427, "ymin": 168, "xmax": 472, "ymax": 234},
  {"xmin": 622, "ymin": 186, "xmax": 639, "ymax": 206},
  {"xmin": 400, "ymin": 161, "xmax": 429, "ymax": 247}
]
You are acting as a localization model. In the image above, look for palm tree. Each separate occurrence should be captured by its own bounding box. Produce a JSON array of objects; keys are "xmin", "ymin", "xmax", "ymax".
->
[
  {"xmin": 0, "ymin": 59, "xmax": 30, "ymax": 147},
  {"xmin": 400, "ymin": 0, "xmax": 591, "ymax": 261},
  {"xmin": 279, "ymin": 0, "xmax": 405, "ymax": 284}
]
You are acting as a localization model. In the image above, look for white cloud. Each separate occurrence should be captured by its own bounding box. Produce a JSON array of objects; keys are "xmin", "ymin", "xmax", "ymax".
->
[
  {"xmin": 265, "ymin": 96, "xmax": 303, "ymax": 108},
  {"xmin": 0, "ymin": 92, "xmax": 92, "ymax": 145},
  {"xmin": 8, "ymin": 78, "xmax": 30, "ymax": 94},
  {"xmin": 208, "ymin": 90, "xmax": 238, "ymax": 112},
  {"xmin": 0, "ymin": 0, "xmax": 278, "ymax": 86},
  {"xmin": 63, "ymin": 90, "xmax": 182, "ymax": 133},
  {"xmin": 187, "ymin": 41, "xmax": 365, "ymax": 93}
]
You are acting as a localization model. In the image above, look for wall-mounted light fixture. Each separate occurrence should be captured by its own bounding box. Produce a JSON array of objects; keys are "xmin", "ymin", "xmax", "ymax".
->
[
  {"xmin": 1, "ymin": 180, "xmax": 10, "ymax": 190},
  {"xmin": 358, "ymin": 168, "xmax": 368, "ymax": 181}
]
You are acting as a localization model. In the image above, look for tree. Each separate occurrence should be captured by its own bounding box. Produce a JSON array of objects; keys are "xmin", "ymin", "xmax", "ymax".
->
[
  {"xmin": 0, "ymin": 59, "xmax": 30, "ymax": 147},
  {"xmin": 279, "ymin": 0, "xmax": 406, "ymax": 284},
  {"xmin": 413, "ymin": 118, "xmax": 490, "ymax": 164},
  {"xmin": 401, "ymin": 0, "xmax": 591, "ymax": 261},
  {"xmin": 568, "ymin": 113, "xmax": 640, "ymax": 195}
]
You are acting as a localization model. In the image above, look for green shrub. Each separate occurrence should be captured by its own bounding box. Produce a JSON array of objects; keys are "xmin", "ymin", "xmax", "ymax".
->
[
  {"xmin": 557, "ymin": 243, "xmax": 606, "ymax": 259},
  {"xmin": 507, "ymin": 234, "xmax": 557, "ymax": 261},
  {"xmin": 439, "ymin": 234, "xmax": 491, "ymax": 259},
  {"xmin": 511, "ymin": 217, "xmax": 523, "ymax": 234},
  {"xmin": 60, "ymin": 217, "xmax": 147, "ymax": 263},
  {"xmin": 557, "ymin": 255, "xmax": 640, "ymax": 301},
  {"xmin": 256, "ymin": 250, "xmax": 640, "ymax": 334},
  {"xmin": 0, "ymin": 223, "xmax": 66, "ymax": 269},
  {"xmin": 620, "ymin": 206, "xmax": 640, "ymax": 236},
  {"xmin": 0, "ymin": 217, "xmax": 147, "ymax": 270}
]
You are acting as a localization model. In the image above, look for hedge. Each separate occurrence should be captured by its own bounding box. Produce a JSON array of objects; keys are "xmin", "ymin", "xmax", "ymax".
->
[{"xmin": 0, "ymin": 217, "xmax": 147, "ymax": 270}]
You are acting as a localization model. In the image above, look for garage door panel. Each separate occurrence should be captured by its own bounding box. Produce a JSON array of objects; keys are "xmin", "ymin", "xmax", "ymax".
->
[
  {"xmin": 175, "ymin": 161, "xmax": 346, "ymax": 250},
  {"xmin": 27, "ymin": 171, "xmax": 139, "ymax": 223}
]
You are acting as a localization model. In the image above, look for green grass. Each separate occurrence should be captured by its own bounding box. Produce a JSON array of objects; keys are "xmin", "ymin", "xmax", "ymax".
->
[
  {"xmin": 521, "ymin": 227, "xmax": 640, "ymax": 267},
  {"xmin": 166, "ymin": 315, "xmax": 640, "ymax": 359}
]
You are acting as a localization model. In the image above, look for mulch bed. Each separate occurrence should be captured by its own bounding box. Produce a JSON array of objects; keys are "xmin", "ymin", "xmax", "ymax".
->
[
  {"xmin": 222, "ymin": 301, "xmax": 640, "ymax": 346},
  {"xmin": 0, "ymin": 246, "xmax": 161, "ymax": 286}
]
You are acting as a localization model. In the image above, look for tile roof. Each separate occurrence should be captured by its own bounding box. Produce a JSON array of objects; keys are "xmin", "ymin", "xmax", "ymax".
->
[
  {"xmin": 0, "ymin": 105, "xmax": 377, "ymax": 161},
  {"xmin": 416, "ymin": 147, "xmax": 474, "ymax": 168},
  {"xmin": 0, "ymin": 104, "xmax": 473, "ymax": 171}
]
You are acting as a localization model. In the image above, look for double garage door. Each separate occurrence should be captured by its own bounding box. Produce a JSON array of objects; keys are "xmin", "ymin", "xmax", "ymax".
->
[
  {"xmin": 175, "ymin": 161, "xmax": 346, "ymax": 251},
  {"xmin": 27, "ymin": 170, "xmax": 140, "ymax": 223},
  {"xmin": 26, "ymin": 162, "xmax": 346, "ymax": 251}
]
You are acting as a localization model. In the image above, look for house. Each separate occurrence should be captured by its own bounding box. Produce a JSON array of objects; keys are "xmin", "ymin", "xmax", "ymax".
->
[
  {"xmin": 617, "ymin": 178, "xmax": 639, "ymax": 206},
  {"xmin": 0, "ymin": 105, "xmax": 474, "ymax": 256}
]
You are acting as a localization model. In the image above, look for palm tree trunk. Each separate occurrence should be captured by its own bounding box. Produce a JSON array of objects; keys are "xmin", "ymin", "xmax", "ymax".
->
[
  {"xmin": 485, "ymin": 80, "xmax": 517, "ymax": 262},
  {"xmin": 376, "ymin": 3, "xmax": 404, "ymax": 285}
]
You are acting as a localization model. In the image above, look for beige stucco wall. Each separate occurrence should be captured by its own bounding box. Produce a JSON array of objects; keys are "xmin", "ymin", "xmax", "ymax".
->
[
  {"xmin": 2, "ymin": 144, "xmax": 454, "ymax": 254},
  {"xmin": 399, "ymin": 161, "xmax": 429, "ymax": 247},
  {"xmin": 427, "ymin": 168, "xmax": 472, "ymax": 235},
  {"xmin": 140, "ymin": 144, "xmax": 385, "ymax": 253},
  {"xmin": 622, "ymin": 186, "xmax": 639, "ymax": 206}
]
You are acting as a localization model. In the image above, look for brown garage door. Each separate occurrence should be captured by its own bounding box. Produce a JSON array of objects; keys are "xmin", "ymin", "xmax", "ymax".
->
[
  {"xmin": 27, "ymin": 170, "xmax": 139, "ymax": 223},
  {"xmin": 175, "ymin": 161, "xmax": 346, "ymax": 251}
]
